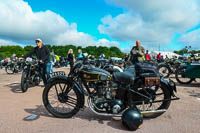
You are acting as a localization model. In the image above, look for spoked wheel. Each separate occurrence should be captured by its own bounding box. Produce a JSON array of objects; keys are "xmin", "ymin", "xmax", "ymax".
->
[
  {"xmin": 33, "ymin": 75, "xmax": 41, "ymax": 86},
  {"xmin": 158, "ymin": 65, "xmax": 170, "ymax": 78},
  {"xmin": 21, "ymin": 71, "xmax": 29, "ymax": 92},
  {"xmin": 5, "ymin": 66, "xmax": 14, "ymax": 74},
  {"xmin": 135, "ymin": 84, "xmax": 171, "ymax": 118},
  {"xmin": 175, "ymin": 67, "xmax": 193, "ymax": 84},
  {"xmin": 43, "ymin": 79, "xmax": 83, "ymax": 118}
]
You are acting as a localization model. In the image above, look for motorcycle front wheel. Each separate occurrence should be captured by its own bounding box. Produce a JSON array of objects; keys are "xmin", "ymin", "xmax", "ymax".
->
[
  {"xmin": 5, "ymin": 66, "xmax": 14, "ymax": 74},
  {"xmin": 43, "ymin": 79, "xmax": 82, "ymax": 118},
  {"xmin": 21, "ymin": 71, "xmax": 29, "ymax": 92}
]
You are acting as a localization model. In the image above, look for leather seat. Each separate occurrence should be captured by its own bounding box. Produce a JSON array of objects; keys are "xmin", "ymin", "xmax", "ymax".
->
[{"xmin": 113, "ymin": 66, "xmax": 136, "ymax": 83}]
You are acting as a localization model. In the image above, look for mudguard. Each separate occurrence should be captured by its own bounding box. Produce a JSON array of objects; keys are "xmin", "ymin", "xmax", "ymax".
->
[
  {"xmin": 158, "ymin": 64, "xmax": 172, "ymax": 72},
  {"xmin": 47, "ymin": 76, "xmax": 85, "ymax": 108},
  {"xmin": 161, "ymin": 77, "xmax": 177, "ymax": 96}
]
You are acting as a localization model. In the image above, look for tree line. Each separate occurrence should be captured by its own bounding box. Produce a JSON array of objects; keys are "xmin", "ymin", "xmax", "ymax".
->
[
  {"xmin": 0, "ymin": 45, "xmax": 125, "ymax": 60},
  {"xmin": 174, "ymin": 46, "xmax": 200, "ymax": 55}
]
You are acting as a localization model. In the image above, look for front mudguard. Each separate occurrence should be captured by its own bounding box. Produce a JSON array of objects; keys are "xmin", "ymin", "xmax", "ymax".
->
[
  {"xmin": 47, "ymin": 76, "xmax": 85, "ymax": 108},
  {"xmin": 161, "ymin": 77, "xmax": 177, "ymax": 97}
]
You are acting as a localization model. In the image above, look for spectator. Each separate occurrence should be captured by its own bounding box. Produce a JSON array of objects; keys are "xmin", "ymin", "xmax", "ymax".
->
[
  {"xmin": 68, "ymin": 49, "xmax": 74, "ymax": 72},
  {"xmin": 11, "ymin": 53, "xmax": 18, "ymax": 62},
  {"xmin": 125, "ymin": 53, "xmax": 129, "ymax": 62},
  {"xmin": 130, "ymin": 40, "xmax": 145, "ymax": 64},
  {"xmin": 60, "ymin": 56, "xmax": 65, "ymax": 67},
  {"xmin": 157, "ymin": 53, "xmax": 162, "ymax": 63},
  {"xmin": 77, "ymin": 49, "xmax": 84, "ymax": 61},
  {"xmin": 55, "ymin": 55, "xmax": 60, "ymax": 67},
  {"xmin": 145, "ymin": 50, "xmax": 151, "ymax": 61}
]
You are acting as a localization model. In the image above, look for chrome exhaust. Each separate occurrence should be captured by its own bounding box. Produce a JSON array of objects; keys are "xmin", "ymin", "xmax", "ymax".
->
[
  {"xmin": 141, "ymin": 109, "xmax": 167, "ymax": 115},
  {"xmin": 87, "ymin": 97, "xmax": 167, "ymax": 117}
]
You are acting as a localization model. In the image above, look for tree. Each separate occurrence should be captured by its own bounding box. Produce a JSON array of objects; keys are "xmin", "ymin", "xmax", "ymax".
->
[{"xmin": 0, "ymin": 44, "xmax": 125, "ymax": 59}]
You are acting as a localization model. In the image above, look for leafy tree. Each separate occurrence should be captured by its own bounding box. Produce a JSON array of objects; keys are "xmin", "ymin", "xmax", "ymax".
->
[{"xmin": 0, "ymin": 44, "xmax": 126, "ymax": 60}]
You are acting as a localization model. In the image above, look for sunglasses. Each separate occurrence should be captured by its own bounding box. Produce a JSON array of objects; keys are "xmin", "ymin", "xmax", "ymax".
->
[{"xmin": 36, "ymin": 41, "xmax": 40, "ymax": 43}]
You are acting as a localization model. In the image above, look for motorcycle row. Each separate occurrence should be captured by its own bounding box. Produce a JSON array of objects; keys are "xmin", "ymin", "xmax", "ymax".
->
[
  {"xmin": 158, "ymin": 57, "xmax": 200, "ymax": 84},
  {"xmin": 1, "ymin": 56, "xmax": 182, "ymax": 131}
]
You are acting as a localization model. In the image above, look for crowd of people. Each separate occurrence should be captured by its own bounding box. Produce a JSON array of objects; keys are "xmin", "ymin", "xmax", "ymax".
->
[{"xmin": 4, "ymin": 38, "xmax": 197, "ymax": 86}]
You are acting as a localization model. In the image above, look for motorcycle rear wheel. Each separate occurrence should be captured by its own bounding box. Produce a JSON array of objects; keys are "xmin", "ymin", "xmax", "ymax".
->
[
  {"xmin": 158, "ymin": 65, "xmax": 170, "ymax": 78},
  {"xmin": 134, "ymin": 83, "xmax": 171, "ymax": 118},
  {"xmin": 175, "ymin": 67, "xmax": 193, "ymax": 84}
]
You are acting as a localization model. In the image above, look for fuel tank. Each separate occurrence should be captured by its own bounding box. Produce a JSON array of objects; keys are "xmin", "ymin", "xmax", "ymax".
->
[{"xmin": 80, "ymin": 66, "xmax": 111, "ymax": 81}]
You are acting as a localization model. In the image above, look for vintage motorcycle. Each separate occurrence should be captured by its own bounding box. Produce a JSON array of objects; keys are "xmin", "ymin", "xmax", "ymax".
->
[
  {"xmin": 21, "ymin": 58, "xmax": 41, "ymax": 92},
  {"xmin": 42, "ymin": 61, "xmax": 179, "ymax": 119},
  {"xmin": 158, "ymin": 59, "xmax": 183, "ymax": 78},
  {"xmin": 175, "ymin": 62, "xmax": 200, "ymax": 84}
]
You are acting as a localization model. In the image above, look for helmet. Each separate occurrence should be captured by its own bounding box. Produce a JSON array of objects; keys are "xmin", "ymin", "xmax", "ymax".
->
[{"xmin": 122, "ymin": 108, "xmax": 143, "ymax": 131}]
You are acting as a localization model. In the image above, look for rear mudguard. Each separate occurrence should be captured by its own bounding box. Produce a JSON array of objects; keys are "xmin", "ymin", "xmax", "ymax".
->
[
  {"xmin": 47, "ymin": 76, "xmax": 85, "ymax": 108},
  {"xmin": 161, "ymin": 77, "xmax": 177, "ymax": 96},
  {"xmin": 159, "ymin": 64, "xmax": 172, "ymax": 73}
]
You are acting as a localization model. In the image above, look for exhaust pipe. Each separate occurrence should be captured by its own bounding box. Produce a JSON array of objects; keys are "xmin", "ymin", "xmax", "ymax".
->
[
  {"xmin": 88, "ymin": 97, "xmax": 167, "ymax": 117},
  {"xmin": 141, "ymin": 109, "xmax": 167, "ymax": 115}
]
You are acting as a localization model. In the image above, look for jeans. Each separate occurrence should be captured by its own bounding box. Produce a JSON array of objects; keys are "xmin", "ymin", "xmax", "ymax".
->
[
  {"xmin": 65, "ymin": 61, "xmax": 68, "ymax": 67},
  {"xmin": 39, "ymin": 63, "xmax": 47, "ymax": 85},
  {"xmin": 46, "ymin": 61, "xmax": 53, "ymax": 80}
]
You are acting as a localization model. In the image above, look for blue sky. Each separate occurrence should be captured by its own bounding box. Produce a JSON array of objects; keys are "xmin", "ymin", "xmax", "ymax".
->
[
  {"xmin": 0, "ymin": 0, "xmax": 200, "ymax": 52},
  {"xmin": 24, "ymin": 0, "xmax": 123, "ymax": 39}
]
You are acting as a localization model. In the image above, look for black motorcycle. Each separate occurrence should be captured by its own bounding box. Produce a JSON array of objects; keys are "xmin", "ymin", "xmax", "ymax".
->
[
  {"xmin": 42, "ymin": 61, "xmax": 179, "ymax": 119},
  {"xmin": 158, "ymin": 59, "xmax": 182, "ymax": 78},
  {"xmin": 0, "ymin": 60, "xmax": 5, "ymax": 69},
  {"xmin": 21, "ymin": 58, "xmax": 41, "ymax": 92},
  {"xmin": 5, "ymin": 60, "xmax": 19, "ymax": 74}
]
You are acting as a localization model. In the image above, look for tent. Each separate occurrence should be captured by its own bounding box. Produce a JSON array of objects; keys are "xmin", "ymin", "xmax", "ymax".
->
[{"xmin": 149, "ymin": 51, "xmax": 181, "ymax": 59}]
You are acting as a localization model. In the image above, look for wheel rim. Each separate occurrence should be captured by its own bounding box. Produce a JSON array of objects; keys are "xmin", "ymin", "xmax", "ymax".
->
[
  {"xmin": 136, "ymin": 86, "xmax": 165, "ymax": 112},
  {"xmin": 47, "ymin": 83, "xmax": 78, "ymax": 114},
  {"xmin": 159, "ymin": 67, "xmax": 169, "ymax": 77},
  {"xmin": 176, "ymin": 68, "xmax": 192, "ymax": 83},
  {"xmin": 6, "ymin": 66, "xmax": 14, "ymax": 74}
]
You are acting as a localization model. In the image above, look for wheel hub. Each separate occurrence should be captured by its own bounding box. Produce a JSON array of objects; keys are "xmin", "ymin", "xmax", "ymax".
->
[{"xmin": 58, "ymin": 93, "xmax": 68, "ymax": 103}]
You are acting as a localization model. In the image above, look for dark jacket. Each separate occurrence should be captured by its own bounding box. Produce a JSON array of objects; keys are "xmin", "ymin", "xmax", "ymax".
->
[
  {"xmin": 68, "ymin": 53, "xmax": 74, "ymax": 64},
  {"xmin": 23, "ymin": 44, "xmax": 50, "ymax": 63}
]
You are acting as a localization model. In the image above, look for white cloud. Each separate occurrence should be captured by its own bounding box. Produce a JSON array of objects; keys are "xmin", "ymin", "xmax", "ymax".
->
[
  {"xmin": 100, "ymin": 0, "xmax": 200, "ymax": 46},
  {"xmin": 178, "ymin": 30, "xmax": 200, "ymax": 49},
  {"xmin": 0, "ymin": 39, "xmax": 22, "ymax": 46},
  {"xmin": 0, "ymin": 0, "xmax": 119, "ymax": 48},
  {"xmin": 96, "ymin": 38, "xmax": 119, "ymax": 46}
]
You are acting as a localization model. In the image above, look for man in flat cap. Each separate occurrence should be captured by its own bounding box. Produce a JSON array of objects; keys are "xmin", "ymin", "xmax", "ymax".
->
[{"xmin": 23, "ymin": 38, "xmax": 50, "ymax": 86}]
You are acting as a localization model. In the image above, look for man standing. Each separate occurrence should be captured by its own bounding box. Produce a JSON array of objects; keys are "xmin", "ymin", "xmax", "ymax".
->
[
  {"xmin": 130, "ymin": 40, "xmax": 145, "ymax": 64},
  {"xmin": 23, "ymin": 38, "xmax": 50, "ymax": 86},
  {"xmin": 145, "ymin": 50, "xmax": 151, "ymax": 62},
  {"xmin": 125, "ymin": 53, "xmax": 129, "ymax": 62},
  {"xmin": 157, "ymin": 52, "xmax": 162, "ymax": 63},
  {"xmin": 77, "ymin": 49, "xmax": 84, "ymax": 61}
]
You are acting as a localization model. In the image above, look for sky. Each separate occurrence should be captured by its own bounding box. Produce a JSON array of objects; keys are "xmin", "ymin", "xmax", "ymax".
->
[{"xmin": 0, "ymin": 0, "xmax": 200, "ymax": 52}]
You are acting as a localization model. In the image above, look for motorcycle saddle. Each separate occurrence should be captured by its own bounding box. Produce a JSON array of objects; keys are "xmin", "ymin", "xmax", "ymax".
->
[{"xmin": 113, "ymin": 66, "xmax": 136, "ymax": 83}]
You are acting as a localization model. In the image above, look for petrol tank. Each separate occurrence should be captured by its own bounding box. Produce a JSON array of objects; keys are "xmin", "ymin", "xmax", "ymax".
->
[{"xmin": 80, "ymin": 66, "xmax": 111, "ymax": 81}]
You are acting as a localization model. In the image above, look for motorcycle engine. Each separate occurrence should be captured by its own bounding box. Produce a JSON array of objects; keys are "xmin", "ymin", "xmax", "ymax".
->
[{"xmin": 92, "ymin": 82, "xmax": 124, "ymax": 114}]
